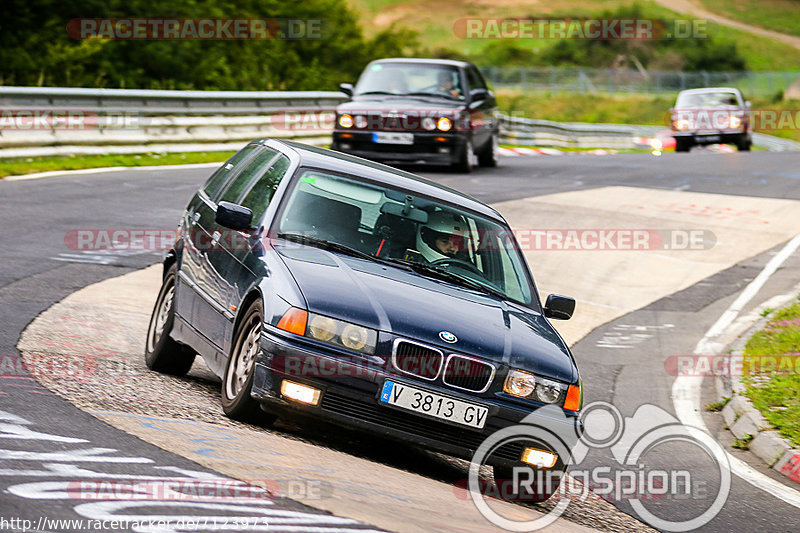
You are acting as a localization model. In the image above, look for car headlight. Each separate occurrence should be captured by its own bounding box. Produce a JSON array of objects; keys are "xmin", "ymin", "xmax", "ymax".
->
[
  {"xmin": 728, "ymin": 116, "xmax": 742, "ymax": 128},
  {"xmin": 504, "ymin": 369, "xmax": 567, "ymax": 405},
  {"xmin": 673, "ymin": 119, "xmax": 690, "ymax": 130},
  {"xmin": 278, "ymin": 308, "xmax": 377, "ymax": 355},
  {"xmin": 422, "ymin": 117, "xmax": 437, "ymax": 131},
  {"xmin": 338, "ymin": 114, "xmax": 353, "ymax": 128},
  {"xmin": 354, "ymin": 115, "xmax": 368, "ymax": 128},
  {"xmin": 437, "ymin": 117, "xmax": 452, "ymax": 131},
  {"xmin": 504, "ymin": 369, "xmax": 536, "ymax": 398}
]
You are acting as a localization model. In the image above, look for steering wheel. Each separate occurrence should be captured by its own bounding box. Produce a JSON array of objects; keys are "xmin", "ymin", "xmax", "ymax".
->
[{"xmin": 430, "ymin": 257, "xmax": 483, "ymax": 276}]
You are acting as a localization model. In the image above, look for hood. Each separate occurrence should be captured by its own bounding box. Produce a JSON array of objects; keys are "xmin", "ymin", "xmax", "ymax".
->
[{"xmin": 275, "ymin": 245, "xmax": 576, "ymax": 383}]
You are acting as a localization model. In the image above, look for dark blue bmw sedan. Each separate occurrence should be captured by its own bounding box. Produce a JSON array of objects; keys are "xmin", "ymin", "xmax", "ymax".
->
[{"xmin": 145, "ymin": 139, "xmax": 582, "ymax": 500}]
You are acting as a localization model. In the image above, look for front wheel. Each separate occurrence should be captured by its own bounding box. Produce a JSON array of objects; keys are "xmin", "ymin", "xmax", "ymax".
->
[
  {"xmin": 145, "ymin": 264, "xmax": 196, "ymax": 376},
  {"xmin": 736, "ymin": 135, "xmax": 752, "ymax": 151},
  {"xmin": 222, "ymin": 300, "xmax": 276, "ymax": 424},
  {"xmin": 478, "ymin": 133, "xmax": 498, "ymax": 167},
  {"xmin": 452, "ymin": 140, "xmax": 474, "ymax": 173},
  {"xmin": 674, "ymin": 138, "xmax": 692, "ymax": 152}
]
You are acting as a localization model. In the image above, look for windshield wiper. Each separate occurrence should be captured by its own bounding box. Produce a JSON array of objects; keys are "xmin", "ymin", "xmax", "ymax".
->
[
  {"xmin": 277, "ymin": 233, "xmax": 412, "ymax": 270},
  {"xmin": 356, "ymin": 91, "xmax": 396, "ymax": 96},
  {"xmin": 405, "ymin": 91, "xmax": 460, "ymax": 100},
  {"xmin": 383, "ymin": 258, "xmax": 507, "ymax": 300}
]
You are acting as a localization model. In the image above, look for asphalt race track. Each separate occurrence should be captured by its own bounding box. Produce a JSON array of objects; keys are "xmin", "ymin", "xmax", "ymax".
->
[{"xmin": 2, "ymin": 150, "xmax": 800, "ymax": 532}]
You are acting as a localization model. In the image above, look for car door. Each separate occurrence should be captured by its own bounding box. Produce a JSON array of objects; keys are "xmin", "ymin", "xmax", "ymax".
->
[
  {"xmin": 176, "ymin": 143, "xmax": 261, "ymax": 334},
  {"xmin": 465, "ymin": 65, "xmax": 498, "ymax": 150},
  {"xmin": 210, "ymin": 150, "xmax": 292, "ymax": 363}
]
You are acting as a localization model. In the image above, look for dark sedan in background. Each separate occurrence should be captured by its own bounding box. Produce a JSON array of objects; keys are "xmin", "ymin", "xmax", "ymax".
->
[
  {"xmin": 332, "ymin": 58, "xmax": 499, "ymax": 172},
  {"xmin": 145, "ymin": 139, "xmax": 581, "ymax": 500},
  {"xmin": 670, "ymin": 87, "xmax": 752, "ymax": 152}
]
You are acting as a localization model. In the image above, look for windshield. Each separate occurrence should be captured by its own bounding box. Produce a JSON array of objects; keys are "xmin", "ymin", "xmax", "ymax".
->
[
  {"xmin": 354, "ymin": 63, "xmax": 465, "ymax": 100},
  {"xmin": 275, "ymin": 169, "xmax": 535, "ymax": 306},
  {"xmin": 675, "ymin": 91, "xmax": 740, "ymax": 109}
]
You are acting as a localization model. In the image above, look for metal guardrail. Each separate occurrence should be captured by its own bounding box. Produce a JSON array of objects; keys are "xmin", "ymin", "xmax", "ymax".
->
[{"xmin": 0, "ymin": 86, "xmax": 797, "ymax": 158}]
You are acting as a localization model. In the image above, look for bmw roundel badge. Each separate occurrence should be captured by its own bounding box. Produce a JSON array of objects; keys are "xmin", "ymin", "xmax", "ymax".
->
[{"xmin": 439, "ymin": 331, "xmax": 457, "ymax": 343}]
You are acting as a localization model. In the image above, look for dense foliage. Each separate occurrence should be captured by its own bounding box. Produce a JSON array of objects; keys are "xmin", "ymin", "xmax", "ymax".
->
[{"xmin": 0, "ymin": 0, "xmax": 414, "ymax": 89}]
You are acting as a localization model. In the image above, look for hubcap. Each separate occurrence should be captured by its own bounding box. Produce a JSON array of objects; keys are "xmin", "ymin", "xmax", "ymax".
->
[{"xmin": 226, "ymin": 318, "xmax": 261, "ymax": 400}]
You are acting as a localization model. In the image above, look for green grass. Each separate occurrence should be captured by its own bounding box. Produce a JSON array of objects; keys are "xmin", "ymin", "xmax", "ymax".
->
[
  {"xmin": 346, "ymin": 0, "xmax": 800, "ymax": 70},
  {"xmin": 741, "ymin": 297, "xmax": 800, "ymax": 447},
  {"xmin": 706, "ymin": 398, "xmax": 730, "ymax": 412},
  {"xmin": 698, "ymin": 0, "xmax": 800, "ymax": 38},
  {"xmin": 0, "ymin": 151, "xmax": 234, "ymax": 179}
]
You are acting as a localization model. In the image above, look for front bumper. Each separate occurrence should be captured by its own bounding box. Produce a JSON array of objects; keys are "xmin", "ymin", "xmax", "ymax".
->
[
  {"xmin": 251, "ymin": 326, "xmax": 582, "ymax": 469},
  {"xmin": 331, "ymin": 130, "xmax": 468, "ymax": 165},
  {"xmin": 672, "ymin": 130, "xmax": 747, "ymax": 145}
]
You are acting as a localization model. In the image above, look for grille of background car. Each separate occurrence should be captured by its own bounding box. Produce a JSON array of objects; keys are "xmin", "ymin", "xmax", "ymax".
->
[
  {"xmin": 443, "ymin": 355, "xmax": 495, "ymax": 393},
  {"xmin": 392, "ymin": 340, "xmax": 443, "ymax": 380}
]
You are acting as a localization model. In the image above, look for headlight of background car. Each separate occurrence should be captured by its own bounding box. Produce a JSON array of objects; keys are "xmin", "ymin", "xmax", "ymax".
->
[
  {"xmin": 354, "ymin": 115, "xmax": 368, "ymax": 128},
  {"xmin": 422, "ymin": 117, "xmax": 437, "ymax": 131},
  {"xmin": 338, "ymin": 114, "xmax": 353, "ymax": 128},
  {"xmin": 504, "ymin": 369, "xmax": 566, "ymax": 404},
  {"xmin": 278, "ymin": 308, "xmax": 377, "ymax": 355}
]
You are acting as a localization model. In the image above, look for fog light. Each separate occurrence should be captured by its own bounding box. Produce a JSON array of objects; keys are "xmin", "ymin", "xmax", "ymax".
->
[
  {"xmin": 339, "ymin": 143, "xmax": 352, "ymax": 150},
  {"xmin": 521, "ymin": 447, "xmax": 557, "ymax": 468},
  {"xmin": 281, "ymin": 380, "xmax": 321, "ymax": 405},
  {"xmin": 437, "ymin": 147, "xmax": 450, "ymax": 154}
]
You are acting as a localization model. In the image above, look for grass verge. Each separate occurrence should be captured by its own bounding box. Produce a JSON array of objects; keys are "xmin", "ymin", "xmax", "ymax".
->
[
  {"xmin": 741, "ymin": 296, "xmax": 800, "ymax": 447},
  {"xmin": 0, "ymin": 151, "xmax": 234, "ymax": 179},
  {"xmin": 698, "ymin": 0, "xmax": 800, "ymax": 39}
]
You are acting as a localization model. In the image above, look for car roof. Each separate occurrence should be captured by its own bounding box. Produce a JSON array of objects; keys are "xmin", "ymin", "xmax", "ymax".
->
[
  {"xmin": 678, "ymin": 87, "xmax": 741, "ymax": 95},
  {"xmin": 367, "ymin": 57, "xmax": 473, "ymax": 69},
  {"xmin": 268, "ymin": 139, "xmax": 504, "ymax": 222}
]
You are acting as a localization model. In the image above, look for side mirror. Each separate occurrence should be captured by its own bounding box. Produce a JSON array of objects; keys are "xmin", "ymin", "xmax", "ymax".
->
[
  {"xmin": 544, "ymin": 294, "xmax": 575, "ymax": 320},
  {"xmin": 216, "ymin": 201, "xmax": 253, "ymax": 231},
  {"xmin": 470, "ymin": 88, "xmax": 489, "ymax": 101},
  {"xmin": 745, "ymin": 101, "xmax": 751, "ymax": 109},
  {"xmin": 339, "ymin": 83, "xmax": 354, "ymax": 97}
]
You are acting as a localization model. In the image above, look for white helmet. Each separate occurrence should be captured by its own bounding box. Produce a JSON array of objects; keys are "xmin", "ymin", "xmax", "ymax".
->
[{"xmin": 416, "ymin": 211, "xmax": 469, "ymax": 262}]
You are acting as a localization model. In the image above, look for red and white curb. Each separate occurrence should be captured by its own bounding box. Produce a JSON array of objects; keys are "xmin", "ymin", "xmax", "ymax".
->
[{"xmin": 498, "ymin": 147, "xmax": 618, "ymax": 156}]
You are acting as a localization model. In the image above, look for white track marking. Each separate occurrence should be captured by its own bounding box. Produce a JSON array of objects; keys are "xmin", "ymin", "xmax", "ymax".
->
[
  {"xmin": 672, "ymin": 233, "xmax": 800, "ymax": 507},
  {"xmin": 4, "ymin": 163, "xmax": 222, "ymax": 181}
]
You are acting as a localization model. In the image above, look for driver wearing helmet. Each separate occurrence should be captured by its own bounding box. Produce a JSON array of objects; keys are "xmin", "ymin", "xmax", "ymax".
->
[{"xmin": 415, "ymin": 211, "xmax": 470, "ymax": 263}]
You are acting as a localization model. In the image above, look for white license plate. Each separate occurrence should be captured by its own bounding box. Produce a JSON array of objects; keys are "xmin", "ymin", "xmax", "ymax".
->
[
  {"xmin": 702, "ymin": 135, "xmax": 721, "ymax": 142},
  {"xmin": 372, "ymin": 132, "xmax": 414, "ymax": 145},
  {"xmin": 379, "ymin": 380, "xmax": 488, "ymax": 429}
]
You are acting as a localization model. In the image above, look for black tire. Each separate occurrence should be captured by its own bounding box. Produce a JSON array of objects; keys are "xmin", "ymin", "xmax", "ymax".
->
[
  {"xmin": 452, "ymin": 140, "xmax": 474, "ymax": 173},
  {"xmin": 492, "ymin": 464, "xmax": 562, "ymax": 503},
  {"xmin": 221, "ymin": 299, "xmax": 276, "ymax": 424},
  {"xmin": 736, "ymin": 135, "xmax": 752, "ymax": 151},
  {"xmin": 145, "ymin": 264, "xmax": 196, "ymax": 376},
  {"xmin": 478, "ymin": 133, "xmax": 498, "ymax": 167},
  {"xmin": 674, "ymin": 138, "xmax": 692, "ymax": 152}
]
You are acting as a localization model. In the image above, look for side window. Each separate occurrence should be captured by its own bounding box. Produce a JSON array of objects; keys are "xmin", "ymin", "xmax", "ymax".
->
[
  {"xmin": 203, "ymin": 144, "xmax": 259, "ymax": 200},
  {"xmin": 240, "ymin": 155, "xmax": 291, "ymax": 223},
  {"xmin": 467, "ymin": 66, "xmax": 487, "ymax": 91},
  {"xmin": 218, "ymin": 147, "xmax": 279, "ymax": 205}
]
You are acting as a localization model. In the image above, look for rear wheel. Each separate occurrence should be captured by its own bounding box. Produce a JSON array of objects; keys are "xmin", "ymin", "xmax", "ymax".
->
[
  {"xmin": 222, "ymin": 300, "xmax": 277, "ymax": 424},
  {"xmin": 145, "ymin": 264, "xmax": 196, "ymax": 376},
  {"xmin": 478, "ymin": 133, "xmax": 498, "ymax": 167}
]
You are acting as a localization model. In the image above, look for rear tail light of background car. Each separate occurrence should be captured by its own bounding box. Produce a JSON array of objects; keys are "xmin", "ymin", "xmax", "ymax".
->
[{"xmin": 276, "ymin": 308, "xmax": 377, "ymax": 355}]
